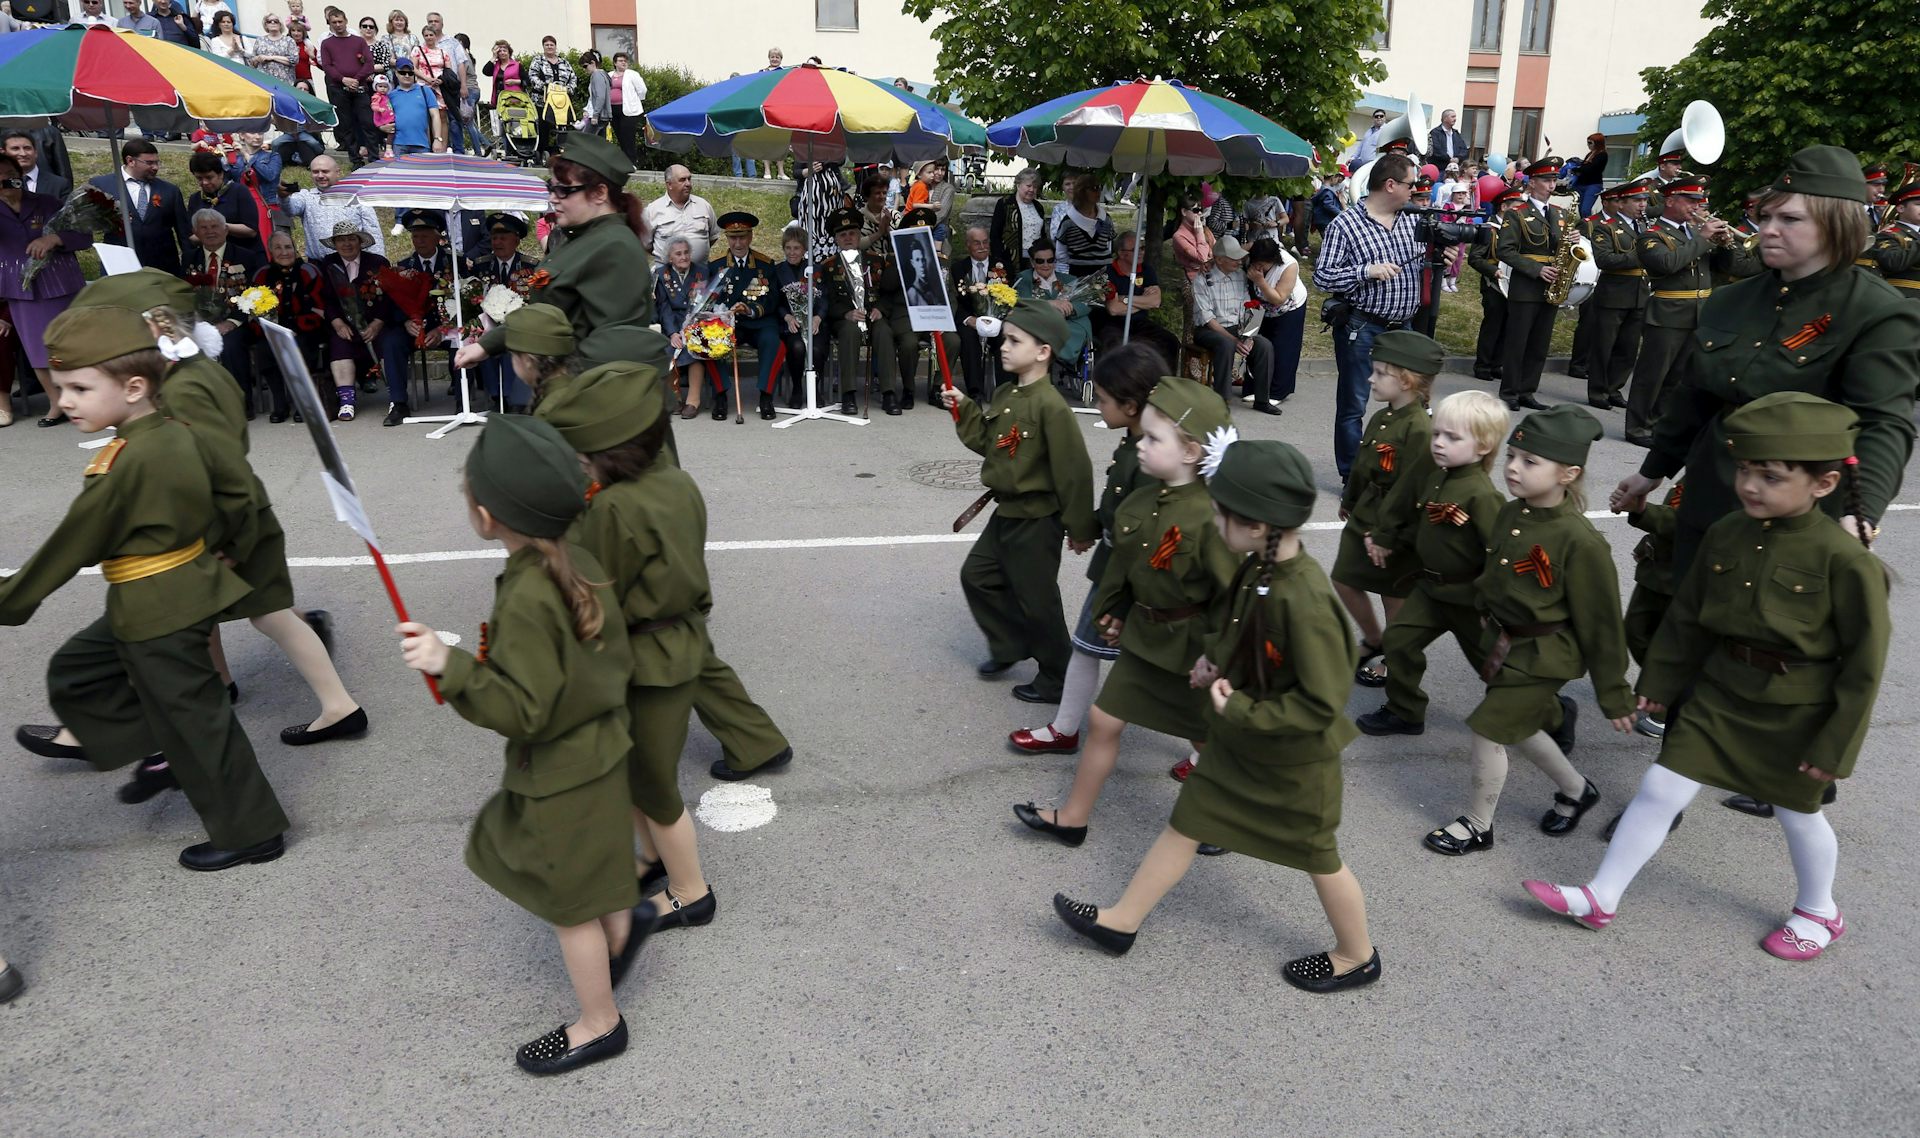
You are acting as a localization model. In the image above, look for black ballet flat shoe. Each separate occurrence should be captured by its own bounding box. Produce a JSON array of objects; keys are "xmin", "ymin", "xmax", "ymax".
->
[
  {"xmin": 227, "ymin": 682, "xmax": 242, "ymax": 705},
  {"xmin": 516, "ymin": 1017, "xmax": 628, "ymax": 1076},
  {"xmin": 178, "ymin": 833, "xmax": 285, "ymax": 872},
  {"xmin": 37, "ymin": 413, "xmax": 69, "ymax": 427},
  {"xmin": 117, "ymin": 757, "xmax": 178, "ymax": 804},
  {"xmin": 639, "ymin": 887, "xmax": 717, "ymax": 934},
  {"xmin": 1549, "ymin": 694, "xmax": 1578, "ymax": 756},
  {"xmin": 1011, "ymin": 682, "xmax": 1060, "ymax": 704},
  {"xmin": 15, "ymin": 724, "xmax": 87, "ymax": 761},
  {"xmin": 1013, "ymin": 802, "xmax": 1086, "ymax": 847},
  {"xmin": 302, "ymin": 609, "xmax": 335, "ymax": 655},
  {"xmin": 1051, "ymin": 893, "xmax": 1134, "ymax": 955},
  {"xmin": 1197, "ymin": 844, "xmax": 1228, "ymax": 857},
  {"xmin": 1540, "ymin": 778, "xmax": 1600, "ymax": 836},
  {"xmin": 279, "ymin": 706, "xmax": 369, "ymax": 747},
  {"xmin": 1355, "ymin": 706, "xmax": 1424, "ymax": 736},
  {"xmin": 977, "ymin": 659, "xmax": 1018, "ymax": 678},
  {"xmin": 0, "ymin": 962, "xmax": 23, "ymax": 1003},
  {"xmin": 608, "ymin": 923, "xmax": 644, "ymax": 989},
  {"xmin": 1282, "ymin": 948, "xmax": 1381, "ymax": 994},
  {"xmin": 1423, "ymin": 816, "xmax": 1493, "ymax": 856},
  {"xmin": 709, "ymin": 745, "xmax": 793, "ymax": 782},
  {"xmin": 1603, "ymin": 808, "xmax": 1684, "ymax": 842},
  {"xmin": 636, "ymin": 859, "xmax": 669, "ymax": 895},
  {"xmin": 1722, "ymin": 794, "xmax": 1774, "ymax": 818},
  {"xmin": 1353, "ymin": 640, "xmax": 1388, "ymax": 688}
]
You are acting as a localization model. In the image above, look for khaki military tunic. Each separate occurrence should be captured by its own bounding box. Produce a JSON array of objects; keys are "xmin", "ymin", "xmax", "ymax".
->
[
  {"xmin": 1640, "ymin": 509, "xmax": 1888, "ymax": 813},
  {"xmin": 479, "ymin": 212, "xmax": 654, "ymax": 356},
  {"xmin": 1073, "ymin": 431, "xmax": 1154, "ymax": 659},
  {"xmin": 1332, "ymin": 402, "xmax": 1430, "ymax": 596},
  {"xmin": 1623, "ymin": 485, "xmax": 1681, "ymax": 668}
]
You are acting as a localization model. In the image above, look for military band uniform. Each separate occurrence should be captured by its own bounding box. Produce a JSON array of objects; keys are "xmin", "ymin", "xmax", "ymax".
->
[
  {"xmin": 1867, "ymin": 219, "xmax": 1920, "ymax": 298},
  {"xmin": 1494, "ymin": 191, "xmax": 1567, "ymax": 404},
  {"xmin": 1331, "ymin": 400, "xmax": 1429, "ymax": 597},
  {"xmin": 1468, "ymin": 219, "xmax": 1506, "ymax": 382},
  {"xmin": 1623, "ymin": 485, "xmax": 1681, "ymax": 667},
  {"xmin": 1624, "ymin": 214, "xmax": 1740, "ymax": 442},
  {"xmin": 1583, "ymin": 204, "xmax": 1647, "ymax": 407}
]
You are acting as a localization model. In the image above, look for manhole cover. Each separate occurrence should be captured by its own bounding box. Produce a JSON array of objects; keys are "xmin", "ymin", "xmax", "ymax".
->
[{"xmin": 907, "ymin": 459, "xmax": 985, "ymax": 490}]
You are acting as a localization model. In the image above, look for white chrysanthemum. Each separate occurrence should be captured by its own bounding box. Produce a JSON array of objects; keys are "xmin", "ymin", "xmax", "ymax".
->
[{"xmin": 1199, "ymin": 424, "xmax": 1240, "ymax": 480}]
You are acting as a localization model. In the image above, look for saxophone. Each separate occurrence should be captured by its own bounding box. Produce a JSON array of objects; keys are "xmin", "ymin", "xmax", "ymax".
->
[{"xmin": 1544, "ymin": 223, "xmax": 1591, "ymax": 307}]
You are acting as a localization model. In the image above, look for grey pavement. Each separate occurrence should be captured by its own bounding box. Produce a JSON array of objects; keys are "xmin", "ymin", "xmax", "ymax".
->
[{"xmin": 1, "ymin": 363, "xmax": 1915, "ymax": 1136}]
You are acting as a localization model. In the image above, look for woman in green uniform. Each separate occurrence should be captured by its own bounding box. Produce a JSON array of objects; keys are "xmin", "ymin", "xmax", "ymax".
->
[
  {"xmin": 398, "ymin": 414, "xmax": 641, "ymax": 1076},
  {"xmin": 1329, "ymin": 329, "xmax": 1440, "ymax": 686},
  {"xmin": 1527, "ymin": 393, "xmax": 1888, "ymax": 961},
  {"xmin": 1051, "ymin": 438, "xmax": 1382, "ymax": 994}
]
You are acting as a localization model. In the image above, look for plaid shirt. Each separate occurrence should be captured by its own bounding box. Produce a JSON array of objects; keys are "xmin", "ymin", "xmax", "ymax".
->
[
  {"xmin": 1191, "ymin": 264, "xmax": 1260, "ymax": 335},
  {"xmin": 1313, "ymin": 204, "xmax": 1426, "ymax": 322}
]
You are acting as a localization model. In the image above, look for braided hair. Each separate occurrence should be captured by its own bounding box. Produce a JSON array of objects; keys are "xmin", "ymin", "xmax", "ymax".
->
[{"xmin": 1800, "ymin": 457, "xmax": 1876, "ymax": 551}]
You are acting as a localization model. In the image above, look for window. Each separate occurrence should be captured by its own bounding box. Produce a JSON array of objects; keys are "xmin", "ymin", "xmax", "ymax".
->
[
  {"xmin": 817, "ymin": 0, "xmax": 858, "ymax": 30},
  {"xmin": 1370, "ymin": 0, "xmax": 1392, "ymax": 49},
  {"xmin": 1462, "ymin": 106, "xmax": 1494, "ymax": 159},
  {"xmin": 1508, "ymin": 107, "xmax": 1542, "ymax": 160},
  {"xmin": 592, "ymin": 25, "xmax": 635, "ymax": 62},
  {"xmin": 1519, "ymin": 0, "xmax": 1554, "ymax": 53},
  {"xmin": 1470, "ymin": 0, "xmax": 1504, "ymax": 51}
]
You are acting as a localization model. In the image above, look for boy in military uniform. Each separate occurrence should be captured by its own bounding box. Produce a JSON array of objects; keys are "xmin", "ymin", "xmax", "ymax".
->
[
  {"xmin": 0, "ymin": 307, "xmax": 289, "ymax": 871},
  {"xmin": 1867, "ymin": 179, "xmax": 1920, "ymax": 297},
  {"xmin": 940, "ymin": 300, "xmax": 1097, "ymax": 704},
  {"xmin": 706, "ymin": 211, "xmax": 781, "ymax": 421},
  {"xmin": 1495, "ymin": 158, "xmax": 1569, "ymax": 411},
  {"xmin": 1583, "ymin": 181, "xmax": 1649, "ymax": 411}
]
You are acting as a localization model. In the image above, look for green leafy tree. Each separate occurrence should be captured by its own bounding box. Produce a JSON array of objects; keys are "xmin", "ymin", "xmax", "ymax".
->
[{"xmin": 1639, "ymin": 0, "xmax": 1920, "ymax": 202}]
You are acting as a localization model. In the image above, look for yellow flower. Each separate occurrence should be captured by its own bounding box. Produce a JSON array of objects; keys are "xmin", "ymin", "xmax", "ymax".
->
[
  {"xmin": 236, "ymin": 286, "xmax": 279, "ymax": 317},
  {"xmin": 986, "ymin": 281, "xmax": 1019, "ymax": 307}
]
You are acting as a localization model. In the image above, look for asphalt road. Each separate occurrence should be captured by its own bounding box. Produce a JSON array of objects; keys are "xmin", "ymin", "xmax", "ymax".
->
[{"xmin": 1, "ymin": 365, "xmax": 1914, "ymax": 1137}]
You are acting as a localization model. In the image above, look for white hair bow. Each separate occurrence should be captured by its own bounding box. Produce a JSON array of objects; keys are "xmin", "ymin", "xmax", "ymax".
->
[{"xmin": 1199, "ymin": 424, "xmax": 1239, "ymax": 480}]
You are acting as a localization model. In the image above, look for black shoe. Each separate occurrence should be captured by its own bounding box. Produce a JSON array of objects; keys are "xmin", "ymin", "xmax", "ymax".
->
[
  {"xmin": 1722, "ymin": 794, "xmax": 1775, "ymax": 818},
  {"xmin": 1515, "ymin": 396, "xmax": 1548, "ymax": 410},
  {"xmin": 1282, "ymin": 948, "xmax": 1381, "ymax": 994},
  {"xmin": 608, "ymin": 923, "xmax": 644, "ymax": 989},
  {"xmin": 1504, "ymin": 400, "xmax": 1521, "ymax": 412},
  {"xmin": 302, "ymin": 609, "xmax": 335, "ymax": 655},
  {"xmin": 279, "ymin": 707, "xmax": 369, "ymax": 747},
  {"xmin": 841, "ymin": 395, "xmax": 858, "ymax": 416},
  {"xmin": 1472, "ymin": 369, "xmax": 1495, "ymax": 382},
  {"xmin": 1248, "ymin": 402, "xmax": 1282, "ymax": 416},
  {"xmin": 636, "ymin": 860, "xmax": 669, "ymax": 895},
  {"xmin": 37, "ymin": 413, "xmax": 69, "ymax": 427},
  {"xmin": 1541, "ymin": 778, "xmax": 1600, "ymax": 835},
  {"xmin": 1011, "ymin": 682, "xmax": 1060, "ymax": 704},
  {"xmin": 1588, "ymin": 400, "xmax": 1615, "ymax": 411},
  {"xmin": 977, "ymin": 659, "xmax": 1018, "ymax": 678},
  {"xmin": 711, "ymin": 403, "xmax": 727, "ymax": 421},
  {"xmin": 0, "ymin": 962, "xmax": 22, "ymax": 1003},
  {"xmin": 1197, "ymin": 843, "xmax": 1227, "ymax": 857},
  {"xmin": 1051, "ymin": 893, "xmax": 1134, "ymax": 955},
  {"xmin": 1355, "ymin": 707, "xmax": 1424, "ymax": 736},
  {"xmin": 516, "ymin": 1017, "xmax": 628, "ymax": 1076},
  {"xmin": 292, "ymin": 412, "xmax": 304, "ymax": 424},
  {"xmin": 787, "ymin": 388, "xmax": 807, "ymax": 410},
  {"xmin": 382, "ymin": 402, "xmax": 410, "ymax": 427},
  {"xmin": 228, "ymin": 681, "xmax": 241, "ymax": 704},
  {"xmin": 179, "ymin": 833, "xmax": 285, "ymax": 871},
  {"xmin": 1609, "ymin": 395, "xmax": 1629, "ymax": 409},
  {"xmin": 899, "ymin": 388, "xmax": 914, "ymax": 411},
  {"xmin": 637, "ymin": 887, "xmax": 716, "ymax": 933},
  {"xmin": 1549, "ymin": 694, "xmax": 1578, "ymax": 756},
  {"xmin": 117, "ymin": 757, "xmax": 178, "ymax": 803},
  {"xmin": 1423, "ymin": 816, "xmax": 1492, "ymax": 856},
  {"xmin": 357, "ymin": 380, "xmax": 378, "ymax": 395},
  {"xmin": 1567, "ymin": 367, "xmax": 1589, "ymax": 380},
  {"xmin": 710, "ymin": 745, "xmax": 793, "ymax": 782},
  {"xmin": 1623, "ymin": 430, "xmax": 1652, "ymax": 449},
  {"xmin": 269, "ymin": 412, "xmax": 289, "ymax": 424},
  {"xmin": 1354, "ymin": 640, "xmax": 1387, "ymax": 688},
  {"xmin": 1603, "ymin": 808, "xmax": 1684, "ymax": 842},
  {"xmin": 882, "ymin": 391, "xmax": 901, "ymax": 416},
  {"xmin": 758, "ymin": 393, "xmax": 775, "ymax": 421},
  {"xmin": 15, "ymin": 724, "xmax": 86, "ymax": 761},
  {"xmin": 1014, "ymin": 802, "xmax": 1086, "ymax": 847}
]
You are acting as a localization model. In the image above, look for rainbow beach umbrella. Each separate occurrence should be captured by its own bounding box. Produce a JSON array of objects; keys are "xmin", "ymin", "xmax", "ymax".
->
[
  {"xmin": 986, "ymin": 78, "xmax": 1312, "ymax": 178},
  {"xmin": 647, "ymin": 63, "xmax": 984, "ymax": 165}
]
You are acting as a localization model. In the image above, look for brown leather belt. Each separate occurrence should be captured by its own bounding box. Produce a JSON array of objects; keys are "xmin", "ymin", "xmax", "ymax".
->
[
  {"xmin": 953, "ymin": 490, "xmax": 994, "ymax": 532},
  {"xmin": 1134, "ymin": 602, "xmax": 1206, "ymax": 624},
  {"xmin": 1479, "ymin": 617, "xmax": 1568, "ymax": 681},
  {"xmin": 1653, "ymin": 288, "xmax": 1713, "ymax": 299},
  {"xmin": 1724, "ymin": 640, "xmax": 1828, "ymax": 676},
  {"xmin": 629, "ymin": 614, "xmax": 689, "ymax": 635}
]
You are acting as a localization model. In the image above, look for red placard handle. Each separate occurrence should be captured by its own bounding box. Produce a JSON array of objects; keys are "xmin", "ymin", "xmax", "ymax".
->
[
  {"xmin": 934, "ymin": 332, "xmax": 960, "ymax": 422},
  {"xmin": 368, "ymin": 540, "xmax": 443, "ymax": 704}
]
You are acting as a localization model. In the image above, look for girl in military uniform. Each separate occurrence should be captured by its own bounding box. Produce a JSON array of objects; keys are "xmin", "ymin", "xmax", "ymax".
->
[
  {"xmin": 1355, "ymin": 390, "xmax": 1509, "ymax": 739},
  {"xmin": 1009, "ymin": 343, "xmax": 1161, "ymax": 757},
  {"xmin": 1425, "ymin": 406, "xmax": 1636, "ymax": 855},
  {"xmin": 1527, "ymin": 393, "xmax": 1888, "ymax": 961},
  {"xmin": 398, "ymin": 415, "xmax": 641, "ymax": 1076},
  {"xmin": 535, "ymin": 360, "xmax": 723, "ymax": 940},
  {"xmin": 1014, "ymin": 376, "xmax": 1239, "ymax": 847},
  {"xmin": 1052, "ymin": 437, "xmax": 1382, "ymax": 993},
  {"xmin": 500, "ymin": 302, "xmax": 579, "ymax": 410},
  {"xmin": 1330, "ymin": 330, "xmax": 1440, "ymax": 687}
]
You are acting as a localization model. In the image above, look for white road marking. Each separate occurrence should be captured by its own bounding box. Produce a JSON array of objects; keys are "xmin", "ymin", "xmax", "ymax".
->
[{"xmin": 695, "ymin": 783, "xmax": 777, "ymax": 832}]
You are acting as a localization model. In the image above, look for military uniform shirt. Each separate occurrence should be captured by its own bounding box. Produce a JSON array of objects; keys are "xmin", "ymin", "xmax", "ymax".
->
[{"xmin": 954, "ymin": 380, "xmax": 1097, "ymax": 541}]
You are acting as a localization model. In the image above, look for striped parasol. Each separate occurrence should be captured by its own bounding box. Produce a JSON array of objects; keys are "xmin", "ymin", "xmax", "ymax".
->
[
  {"xmin": 323, "ymin": 152, "xmax": 552, "ymax": 213},
  {"xmin": 986, "ymin": 78, "xmax": 1313, "ymax": 177}
]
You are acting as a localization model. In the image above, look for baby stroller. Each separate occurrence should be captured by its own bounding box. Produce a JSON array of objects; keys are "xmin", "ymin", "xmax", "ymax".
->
[
  {"xmin": 540, "ymin": 87, "xmax": 575, "ymax": 162},
  {"xmin": 493, "ymin": 88, "xmax": 541, "ymax": 166}
]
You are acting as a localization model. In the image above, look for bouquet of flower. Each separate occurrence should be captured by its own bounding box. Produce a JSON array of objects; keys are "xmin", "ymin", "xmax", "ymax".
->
[
  {"xmin": 684, "ymin": 313, "xmax": 735, "ymax": 360},
  {"xmin": 20, "ymin": 186, "xmax": 122, "ymax": 293},
  {"xmin": 781, "ymin": 278, "xmax": 814, "ymax": 320},
  {"xmin": 1054, "ymin": 270, "xmax": 1109, "ymax": 309},
  {"xmin": 236, "ymin": 285, "xmax": 279, "ymax": 318},
  {"xmin": 375, "ymin": 267, "xmax": 445, "ymax": 348},
  {"xmin": 184, "ymin": 267, "xmax": 239, "ymax": 323}
]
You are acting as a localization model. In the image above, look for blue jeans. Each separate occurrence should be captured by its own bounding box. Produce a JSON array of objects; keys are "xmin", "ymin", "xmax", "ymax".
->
[
  {"xmin": 731, "ymin": 155, "xmax": 758, "ymax": 178},
  {"xmin": 1332, "ymin": 314, "xmax": 1392, "ymax": 477},
  {"xmin": 394, "ymin": 143, "xmax": 430, "ymax": 157},
  {"xmin": 450, "ymin": 103, "xmax": 487, "ymax": 154},
  {"xmin": 1578, "ymin": 183, "xmax": 1602, "ymax": 219}
]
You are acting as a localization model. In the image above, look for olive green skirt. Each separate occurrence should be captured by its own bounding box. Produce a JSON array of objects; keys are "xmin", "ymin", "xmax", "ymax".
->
[
  {"xmin": 1465, "ymin": 677, "xmax": 1567, "ymax": 745},
  {"xmin": 1169, "ymin": 727, "xmax": 1344, "ymax": 874},
  {"xmin": 1094, "ymin": 651, "xmax": 1208, "ymax": 742},
  {"xmin": 465, "ymin": 761, "xmax": 640, "ymax": 927},
  {"xmin": 628, "ymin": 679, "xmax": 696, "ymax": 824},
  {"xmin": 1329, "ymin": 523, "xmax": 1415, "ymax": 598},
  {"xmin": 1659, "ymin": 677, "xmax": 1837, "ymax": 814},
  {"xmin": 221, "ymin": 510, "xmax": 297, "ymax": 621}
]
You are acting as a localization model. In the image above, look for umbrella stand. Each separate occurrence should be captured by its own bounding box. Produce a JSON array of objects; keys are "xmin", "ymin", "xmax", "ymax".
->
[
  {"xmin": 771, "ymin": 148, "xmax": 865, "ymax": 431},
  {"xmin": 403, "ymin": 252, "xmax": 485, "ymax": 439},
  {"xmin": 1120, "ymin": 173, "xmax": 1148, "ymax": 346}
]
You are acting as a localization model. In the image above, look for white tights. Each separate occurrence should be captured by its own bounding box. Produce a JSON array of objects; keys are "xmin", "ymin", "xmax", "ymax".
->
[{"xmin": 1041, "ymin": 648, "xmax": 1103, "ymax": 739}]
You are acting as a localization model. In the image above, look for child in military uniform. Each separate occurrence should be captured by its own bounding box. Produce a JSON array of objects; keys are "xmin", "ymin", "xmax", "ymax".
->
[
  {"xmin": 1052, "ymin": 438, "xmax": 1382, "ymax": 994},
  {"xmin": 0, "ymin": 306, "xmax": 289, "ymax": 871},
  {"xmin": 1009, "ymin": 343, "xmax": 1162, "ymax": 757},
  {"xmin": 1622, "ymin": 480, "xmax": 1684, "ymax": 737},
  {"xmin": 940, "ymin": 300, "xmax": 1098, "ymax": 706},
  {"xmin": 1330, "ymin": 330, "xmax": 1440, "ymax": 687},
  {"xmin": 536, "ymin": 360, "xmax": 728, "ymax": 939},
  {"xmin": 1527, "ymin": 393, "xmax": 1888, "ymax": 961},
  {"xmin": 1355, "ymin": 390, "xmax": 1510, "ymax": 738},
  {"xmin": 1014, "ymin": 376, "xmax": 1239, "ymax": 846},
  {"xmin": 397, "ymin": 415, "xmax": 641, "ymax": 1075},
  {"xmin": 500, "ymin": 302, "xmax": 580, "ymax": 410},
  {"xmin": 1425, "ymin": 405, "xmax": 1636, "ymax": 855}
]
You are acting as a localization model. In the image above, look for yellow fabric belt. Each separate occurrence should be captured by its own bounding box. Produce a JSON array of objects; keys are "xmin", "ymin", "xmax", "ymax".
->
[
  {"xmin": 100, "ymin": 539, "xmax": 205, "ymax": 585},
  {"xmin": 1889, "ymin": 279, "xmax": 1920, "ymax": 290},
  {"xmin": 1521, "ymin": 253, "xmax": 1554, "ymax": 262},
  {"xmin": 1603, "ymin": 268, "xmax": 1647, "ymax": 276},
  {"xmin": 1854, "ymin": 257, "xmax": 1878, "ymax": 268},
  {"xmin": 1654, "ymin": 288, "xmax": 1713, "ymax": 299}
]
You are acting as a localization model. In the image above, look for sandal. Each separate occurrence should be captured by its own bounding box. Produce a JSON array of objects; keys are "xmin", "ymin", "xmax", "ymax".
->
[{"xmin": 1355, "ymin": 640, "xmax": 1388, "ymax": 687}]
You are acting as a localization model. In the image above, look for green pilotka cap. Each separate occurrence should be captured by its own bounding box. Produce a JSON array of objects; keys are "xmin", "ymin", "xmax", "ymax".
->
[
  {"xmin": 464, "ymin": 414, "xmax": 589, "ymax": 539},
  {"xmin": 1773, "ymin": 145, "xmax": 1871, "ymax": 204},
  {"xmin": 577, "ymin": 324, "xmax": 671, "ymax": 372},
  {"xmin": 1209, "ymin": 438, "xmax": 1317, "ymax": 529},
  {"xmin": 45, "ymin": 305, "xmax": 159, "ymax": 370},
  {"xmin": 1723, "ymin": 391, "xmax": 1859, "ymax": 462},
  {"xmin": 1002, "ymin": 298, "xmax": 1068, "ymax": 355},
  {"xmin": 69, "ymin": 268, "xmax": 195, "ymax": 315},
  {"xmin": 1147, "ymin": 374, "xmax": 1232, "ymax": 441},
  {"xmin": 536, "ymin": 361, "xmax": 667, "ymax": 454},
  {"xmin": 503, "ymin": 303, "xmax": 576, "ymax": 356},
  {"xmin": 553, "ymin": 131, "xmax": 635, "ymax": 186},
  {"xmin": 1508, "ymin": 404, "xmax": 1604, "ymax": 467},
  {"xmin": 1370, "ymin": 329, "xmax": 1445, "ymax": 376}
]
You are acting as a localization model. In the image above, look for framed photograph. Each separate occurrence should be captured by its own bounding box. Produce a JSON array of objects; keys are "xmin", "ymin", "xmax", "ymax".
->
[{"xmin": 889, "ymin": 226, "xmax": 954, "ymax": 332}]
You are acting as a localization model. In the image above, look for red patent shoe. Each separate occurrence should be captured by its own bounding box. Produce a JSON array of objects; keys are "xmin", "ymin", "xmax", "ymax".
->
[
  {"xmin": 1169, "ymin": 756, "xmax": 1196, "ymax": 782},
  {"xmin": 1008, "ymin": 725, "xmax": 1080, "ymax": 754}
]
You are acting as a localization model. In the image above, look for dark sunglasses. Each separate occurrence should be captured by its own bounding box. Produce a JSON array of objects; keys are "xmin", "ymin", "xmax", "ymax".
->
[
  {"xmin": 548, "ymin": 182, "xmax": 591, "ymax": 198},
  {"xmin": 1030, "ymin": 256, "xmax": 1055, "ymax": 265},
  {"xmin": 360, "ymin": 22, "xmax": 377, "ymax": 30}
]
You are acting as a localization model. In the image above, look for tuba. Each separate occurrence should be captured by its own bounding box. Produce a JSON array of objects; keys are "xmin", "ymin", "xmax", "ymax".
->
[
  {"xmin": 1346, "ymin": 92, "xmax": 1426, "ymax": 205},
  {"xmin": 1658, "ymin": 101, "xmax": 1724, "ymax": 168}
]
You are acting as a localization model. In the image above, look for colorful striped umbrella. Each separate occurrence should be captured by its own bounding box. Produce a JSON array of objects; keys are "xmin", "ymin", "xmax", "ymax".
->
[
  {"xmin": 986, "ymin": 78, "xmax": 1313, "ymax": 177},
  {"xmin": 0, "ymin": 25, "xmax": 335, "ymax": 134},
  {"xmin": 324, "ymin": 152, "xmax": 551, "ymax": 213},
  {"xmin": 647, "ymin": 63, "xmax": 985, "ymax": 164}
]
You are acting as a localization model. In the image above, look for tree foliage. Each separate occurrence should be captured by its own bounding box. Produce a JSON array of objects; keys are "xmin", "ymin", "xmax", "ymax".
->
[{"xmin": 1640, "ymin": 0, "xmax": 1920, "ymax": 201}]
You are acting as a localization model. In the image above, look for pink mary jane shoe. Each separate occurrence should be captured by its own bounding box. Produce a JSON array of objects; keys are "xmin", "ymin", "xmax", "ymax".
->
[
  {"xmin": 1522, "ymin": 879, "xmax": 1615, "ymax": 931},
  {"xmin": 1761, "ymin": 908, "xmax": 1844, "ymax": 961}
]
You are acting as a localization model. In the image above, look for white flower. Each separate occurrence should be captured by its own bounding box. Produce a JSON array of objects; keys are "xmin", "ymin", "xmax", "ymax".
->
[
  {"xmin": 480, "ymin": 284, "xmax": 526, "ymax": 324},
  {"xmin": 1199, "ymin": 424, "xmax": 1240, "ymax": 480}
]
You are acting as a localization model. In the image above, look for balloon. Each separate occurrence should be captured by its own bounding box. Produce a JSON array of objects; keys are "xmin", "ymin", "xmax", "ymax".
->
[
  {"xmin": 1420, "ymin": 163, "xmax": 1440, "ymax": 182},
  {"xmin": 1487, "ymin": 154, "xmax": 1509, "ymax": 175},
  {"xmin": 1477, "ymin": 173, "xmax": 1508, "ymax": 201}
]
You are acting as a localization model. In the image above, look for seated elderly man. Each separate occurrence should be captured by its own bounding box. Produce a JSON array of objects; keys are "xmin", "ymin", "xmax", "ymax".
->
[
  {"xmin": 183, "ymin": 207, "xmax": 267, "ymax": 413},
  {"xmin": 1190, "ymin": 234, "xmax": 1277, "ymax": 411}
]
